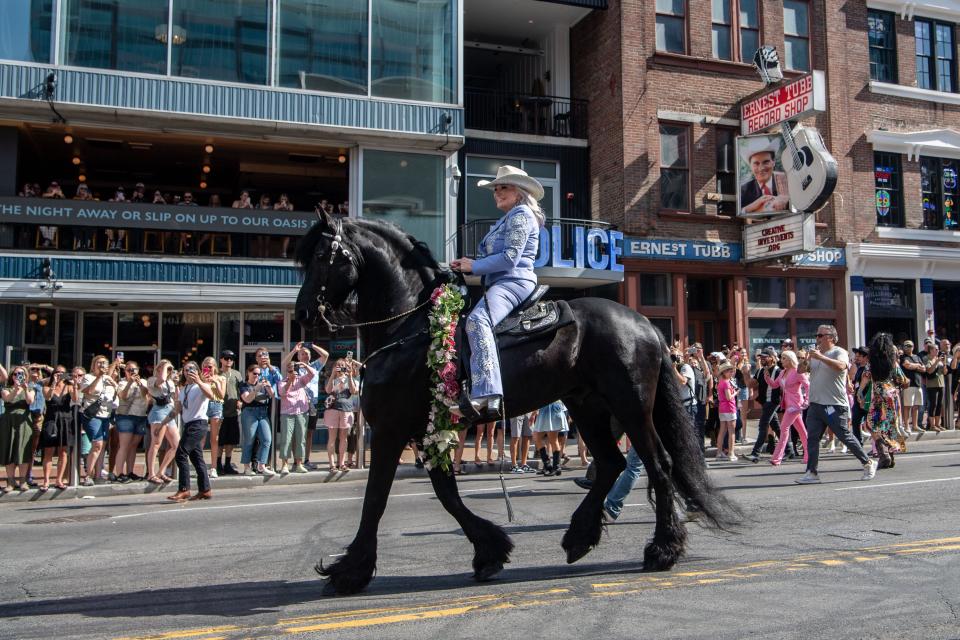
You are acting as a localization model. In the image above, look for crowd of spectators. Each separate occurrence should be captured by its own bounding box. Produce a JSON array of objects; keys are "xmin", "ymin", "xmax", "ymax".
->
[
  {"xmin": 0, "ymin": 343, "xmax": 376, "ymax": 494},
  {"xmin": 666, "ymin": 325, "xmax": 960, "ymax": 474},
  {"xmin": 16, "ymin": 180, "xmax": 348, "ymax": 257}
]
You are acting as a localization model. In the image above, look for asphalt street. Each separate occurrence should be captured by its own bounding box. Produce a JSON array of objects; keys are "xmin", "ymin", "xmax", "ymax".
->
[{"xmin": 1, "ymin": 437, "xmax": 959, "ymax": 640}]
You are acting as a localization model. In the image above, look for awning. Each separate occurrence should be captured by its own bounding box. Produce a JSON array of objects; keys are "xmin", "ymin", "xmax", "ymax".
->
[
  {"xmin": 866, "ymin": 128, "xmax": 960, "ymax": 160},
  {"xmin": 867, "ymin": 0, "xmax": 960, "ymax": 22}
]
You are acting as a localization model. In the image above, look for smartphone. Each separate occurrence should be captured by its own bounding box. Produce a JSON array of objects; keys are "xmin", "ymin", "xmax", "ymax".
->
[
  {"xmin": 15, "ymin": 371, "xmax": 25, "ymax": 384},
  {"xmin": 303, "ymin": 342, "xmax": 314, "ymax": 351},
  {"xmin": 346, "ymin": 350, "xmax": 353, "ymax": 359},
  {"xmin": 202, "ymin": 366, "xmax": 212, "ymax": 375},
  {"xmin": 116, "ymin": 351, "xmax": 124, "ymax": 361}
]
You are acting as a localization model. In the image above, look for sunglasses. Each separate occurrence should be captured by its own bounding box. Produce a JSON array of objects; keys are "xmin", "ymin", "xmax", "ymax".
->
[
  {"xmin": 815, "ymin": 333, "xmax": 833, "ymax": 338},
  {"xmin": 251, "ymin": 370, "xmax": 261, "ymax": 375},
  {"xmin": 126, "ymin": 368, "xmax": 138, "ymax": 373}
]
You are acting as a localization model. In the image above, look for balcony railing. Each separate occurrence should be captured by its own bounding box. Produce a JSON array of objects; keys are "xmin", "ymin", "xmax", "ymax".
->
[
  {"xmin": 455, "ymin": 217, "xmax": 616, "ymax": 266},
  {"xmin": 464, "ymin": 89, "xmax": 588, "ymax": 139}
]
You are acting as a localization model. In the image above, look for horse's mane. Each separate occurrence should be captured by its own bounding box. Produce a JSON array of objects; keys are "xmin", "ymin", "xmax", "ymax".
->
[{"xmin": 295, "ymin": 217, "xmax": 441, "ymax": 273}]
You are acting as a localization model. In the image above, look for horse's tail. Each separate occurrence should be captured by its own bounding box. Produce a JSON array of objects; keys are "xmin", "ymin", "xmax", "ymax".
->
[{"xmin": 652, "ymin": 353, "xmax": 740, "ymax": 530}]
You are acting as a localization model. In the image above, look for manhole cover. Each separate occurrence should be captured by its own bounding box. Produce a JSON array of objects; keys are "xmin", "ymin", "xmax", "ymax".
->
[{"xmin": 23, "ymin": 514, "xmax": 111, "ymax": 525}]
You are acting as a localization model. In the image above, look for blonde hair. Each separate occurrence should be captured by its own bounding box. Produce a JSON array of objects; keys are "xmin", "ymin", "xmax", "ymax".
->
[
  {"xmin": 155, "ymin": 359, "xmax": 174, "ymax": 378},
  {"xmin": 780, "ymin": 350, "xmax": 798, "ymax": 368},
  {"xmin": 89, "ymin": 354, "xmax": 109, "ymax": 372},
  {"xmin": 201, "ymin": 356, "xmax": 219, "ymax": 376},
  {"xmin": 517, "ymin": 190, "xmax": 545, "ymax": 228}
]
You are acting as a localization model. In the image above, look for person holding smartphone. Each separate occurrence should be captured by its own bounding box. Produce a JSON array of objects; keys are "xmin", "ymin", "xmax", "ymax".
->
[
  {"xmin": 146, "ymin": 360, "xmax": 178, "ymax": 484},
  {"xmin": 115, "ymin": 361, "xmax": 150, "ymax": 483},
  {"xmin": 200, "ymin": 357, "xmax": 227, "ymax": 478},
  {"xmin": 277, "ymin": 346, "xmax": 316, "ymax": 474},
  {"xmin": 40, "ymin": 366, "xmax": 77, "ymax": 491},
  {"xmin": 239, "ymin": 363, "xmax": 276, "ymax": 476},
  {"xmin": 162, "ymin": 361, "xmax": 217, "ymax": 501},
  {"xmin": 323, "ymin": 358, "xmax": 358, "ymax": 472},
  {"xmin": 1, "ymin": 366, "xmax": 37, "ymax": 493},
  {"xmin": 78, "ymin": 355, "xmax": 120, "ymax": 486},
  {"xmin": 297, "ymin": 342, "xmax": 328, "ymax": 470}
]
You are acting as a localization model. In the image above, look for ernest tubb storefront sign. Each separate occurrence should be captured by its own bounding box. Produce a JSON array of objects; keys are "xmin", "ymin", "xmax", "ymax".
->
[{"xmin": 738, "ymin": 47, "xmax": 838, "ymax": 264}]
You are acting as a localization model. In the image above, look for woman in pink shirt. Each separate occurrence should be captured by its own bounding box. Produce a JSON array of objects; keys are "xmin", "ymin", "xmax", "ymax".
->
[
  {"xmin": 716, "ymin": 363, "xmax": 739, "ymax": 461},
  {"xmin": 277, "ymin": 352, "xmax": 316, "ymax": 475},
  {"xmin": 764, "ymin": 350, "xmax": 809, "ymax": 466}
]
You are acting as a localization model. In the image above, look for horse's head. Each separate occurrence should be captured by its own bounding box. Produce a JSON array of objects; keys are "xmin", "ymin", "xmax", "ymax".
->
[{"xmin": 295, "ymin": 210, "xmax": 362, "ymax": 333}]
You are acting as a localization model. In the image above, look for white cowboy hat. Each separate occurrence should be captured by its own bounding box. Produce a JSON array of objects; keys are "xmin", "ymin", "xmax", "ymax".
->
[
  {"xmin": 739, "ymin": 135, "xmax": 782, "ymax": 162},
  {"xmin": 477, "ymin": 165, "xmax": 545, "ymax": 201}
]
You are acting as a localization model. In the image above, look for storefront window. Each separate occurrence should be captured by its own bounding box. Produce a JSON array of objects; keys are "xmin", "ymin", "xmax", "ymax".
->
[
  {"xmin": 172, "ymin": 0, "xmax": 269, "ymax": 85},
  {"xmin": 219, "ymin": 312, "xmax": 241, "ymax": 357},
  {"xmin": 747, "ymin": 277, "xmax": 787, "ymax": 309},
  {"xmin": 81, "ymin": 312, "xmax": 114, "ymax": 368},
  {"xmin": 0, "ymin": 0, "xmax": 52, "ymax": 63},
  {"xmin": 796, "ymin": 319, "xmax": 834, "ymax": 350},
  {"xmin": 465, "ymin": 157, "xmax": 558, "ymax": 224},
  {"xmin": 865, "ymin": 278, "xmax": 916, "ymax": 345},
  {"xmin": 920, "ymin": 156, "xmax": 959, "ymax": 230},
  {"xmin": 371, "ymin": 0, "xmax": 454, "ymax": 103},
  {"xmin": 63, "ymin": 0, "xmax": 169, "ymax": 75},
  {"xmin": 363, "ymin": 150, "xmax": 446, "ymax": 259},
  {"xmin": 24, "ymin": 307, "xmax": 56, "ymax": 346},
  {"xmin": 162, "ymin": 312, "xmax": 215, "ymax": 366},
  {"xmin": 117, "ymin": 312, "xmax": 159, "ymax": 347},
  {"xmin": 58, "ymin": 311, "xmax": 77, "ymax": 366},
  {"xmin": 244, "ymin": 311, "xmax": 285, "ymax": 345},
  {"xmin": 748, "ymin": 319, "xmax": 789, "ymax": 352},
  {"xmin": 276, "ymin": 0, "xmax": 367, "ymax": 95},
  {"xmin": 874, "ymin": 152, "xmax": 904, "ymax": 227},
  {"xmin": 640, "ymin": 274, "xmax": 672, "ymax": 307},
  {"xmin": 794, "ymin": 278, "xmax": 834, "ymax": 310}
]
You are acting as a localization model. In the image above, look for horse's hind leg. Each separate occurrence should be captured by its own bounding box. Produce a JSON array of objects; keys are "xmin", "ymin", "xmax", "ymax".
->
[
  {"xmin": 428, "ymin": 467, "xmax": 514, "ymax": 581},
  {"xmin": 619, "ymin": 408, "xmax": 686, "ymax": 571},
  {"xmin": 561, "ymin": 399, "xmax": 625, "ymax": 564},
  {"xmin": 317, "ymin": 425, "xmax": 407, "ymax": 595}
]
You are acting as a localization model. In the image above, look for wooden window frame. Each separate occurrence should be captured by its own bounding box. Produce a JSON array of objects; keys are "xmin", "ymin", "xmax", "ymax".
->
[
  {"xmin": 656, "ymin": 0, "xmax": 688, "ymax": 55},
  {"xmin": 711, "ymin": 0, "xmax": 763, "ymax": 63},
  {"xmin": 915, "ymin": 18, "xmax": 957, "ymax": 93},
  {"xmin": 867, "ymin": 9, "xmax": 898, "ymax": 83},
  {"xmin": 658, "ymin": 121, "xmax": 693, "ymax": 214},
  {"xmin": 783, "ymin": 0, "xmax": 811, "ymax": 72}
]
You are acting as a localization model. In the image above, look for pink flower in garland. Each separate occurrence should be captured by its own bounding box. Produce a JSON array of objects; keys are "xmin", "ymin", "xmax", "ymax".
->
[
  {"xmin": 430, "ymin": 287, "xmax": 444, "ymax": 303},
  {"xmin": 440, "ymin": 362, "xmax": 457, "ymax": 382},
  {"xmin": 444, "ymin": 380, "xmax": 459, "ymax": 398}
]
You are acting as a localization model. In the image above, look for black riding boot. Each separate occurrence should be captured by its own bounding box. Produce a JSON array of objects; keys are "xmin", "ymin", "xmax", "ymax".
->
[
  {"xmin": 551, "ymin": 451, "xmax": 562, "ymax": 476},
  {"xmin": 537, "ymin": 447, "xmax": 552, "ymax": 475}
]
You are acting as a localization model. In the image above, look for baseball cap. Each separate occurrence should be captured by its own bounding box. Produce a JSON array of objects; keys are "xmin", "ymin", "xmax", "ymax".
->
[
  {"xmin": 923, "ymin": 337, "xmax": 935, "ymax": 345},
  {"xmin": 709, "ymin": 352, "xmax": 727, "ymax": 362},
  {"xmin": 903, "ymin": 340, "xmax": 914, "ymax": 347},
  {"xmin": 853, "ymin": 346, "xmax": 868, "ymax": 356},
  {"xmin": 762, "ymin": 346, "xmax": 778, "ymax": 357},
  {"xmin": 219, "ymin": 349, "xmax": 236, "ymax": 359}
]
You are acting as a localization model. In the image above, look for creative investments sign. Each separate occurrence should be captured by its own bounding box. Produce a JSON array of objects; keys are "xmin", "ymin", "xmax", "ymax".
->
[
  {"xmin": 0, "ymin": 197, "xmax": 315, "ymax": 235},
  {"xmin": 742, "ymin": 214, "xmax": 816, "ymax": 262}
]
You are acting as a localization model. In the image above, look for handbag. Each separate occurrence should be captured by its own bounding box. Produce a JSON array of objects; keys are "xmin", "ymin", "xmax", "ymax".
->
[{"xmin": 83, "ymin": 396, "xmax": 104, "ymax": 418}]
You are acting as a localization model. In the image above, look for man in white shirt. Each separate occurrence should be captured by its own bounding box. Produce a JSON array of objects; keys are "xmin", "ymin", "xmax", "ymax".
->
[{"xmin": 162, "ymin": 362, "xmax": 217, "ymax": 501}]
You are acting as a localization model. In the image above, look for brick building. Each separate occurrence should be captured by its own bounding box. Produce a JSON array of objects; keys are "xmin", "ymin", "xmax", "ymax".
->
[
  {"xmin": 571, "ymin": 0, "xmax": 874, "ymax": 352},
  {"xmin": 831, "ymin": 0, "xmax": 960, "ymax": 345}
]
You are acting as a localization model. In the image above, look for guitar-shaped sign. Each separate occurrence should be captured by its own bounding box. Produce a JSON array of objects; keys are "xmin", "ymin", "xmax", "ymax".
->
[
  {"xmin": 752, "ymin": 46, "xmax": 838, "ymax": 213},
  {"xmin": 779, "ymin": 122, "xmax": 838, "ymax": 213}
]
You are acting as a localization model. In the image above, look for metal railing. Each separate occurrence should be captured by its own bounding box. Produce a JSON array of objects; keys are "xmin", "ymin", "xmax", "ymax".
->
[
  {"xmin": 454, "ymin": 217, "xmax": 615, "ymax": 263},
  {"xmin": 464, "ymin": 89, "xmax": 588, "ymax": 139}
]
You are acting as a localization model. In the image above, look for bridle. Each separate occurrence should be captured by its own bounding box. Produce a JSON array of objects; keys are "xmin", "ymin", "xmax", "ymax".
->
[{"xmin": 312, "ymin": 216, "xmax": 434, "ymax": 333}]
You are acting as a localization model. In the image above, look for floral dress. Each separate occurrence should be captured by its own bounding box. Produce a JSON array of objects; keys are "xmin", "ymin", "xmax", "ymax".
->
[{"xmin": 864, "ymin": 379, "xmax": 903, "ymax": 450}]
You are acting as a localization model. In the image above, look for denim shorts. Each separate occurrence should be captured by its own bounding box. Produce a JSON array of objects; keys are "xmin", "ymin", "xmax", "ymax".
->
[
  {"xmin": 116, "ymin": 414, "xmax": 148, "ymax": 436},
  {"xmin": 207, "ymin": 401, "xmax": 224, "ymax": 420},
  {"xmin": 82, "ymin": 415, "xmax": 110, "ymax": 442},
  {"xmin": 148, "ymin": 403, "xmax": 173, "ymax": 425}
]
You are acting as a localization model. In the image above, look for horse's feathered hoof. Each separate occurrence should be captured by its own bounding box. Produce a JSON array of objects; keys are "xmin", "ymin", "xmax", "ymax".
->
[
  {"xmin": 565, "ymin": 544, "xmax": 593, "ymax": 564},
  {"xmin": 473, "ymin": 561, "xmax": 504, "ymax": 582}
]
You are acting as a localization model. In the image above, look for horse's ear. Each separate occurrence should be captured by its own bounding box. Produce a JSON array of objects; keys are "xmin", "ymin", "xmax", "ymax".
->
[{"xmin": 315, "ymin": 206, "xmax": 336, "ymax": 230}]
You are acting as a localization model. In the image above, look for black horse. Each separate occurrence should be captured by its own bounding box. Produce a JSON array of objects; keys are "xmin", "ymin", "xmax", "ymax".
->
[{"xmin": 295, "ymin": 213, "xmax": 737, "ymax": 596}]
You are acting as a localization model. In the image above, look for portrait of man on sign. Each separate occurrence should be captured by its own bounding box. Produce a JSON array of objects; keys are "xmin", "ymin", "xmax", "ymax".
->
[{"xmin": 738, "ymin": 134, "xmax": 791, "ymax": 217}]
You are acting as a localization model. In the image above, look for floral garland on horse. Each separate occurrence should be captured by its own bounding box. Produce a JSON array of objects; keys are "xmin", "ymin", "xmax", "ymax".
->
[{"xmin": 422, "ymin": 284, "xmax": 467, "ymax": 471}]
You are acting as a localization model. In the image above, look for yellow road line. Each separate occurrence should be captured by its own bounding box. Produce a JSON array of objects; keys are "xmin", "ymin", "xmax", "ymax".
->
[
  {"xmin": 114, "ymin": 536, "xmax": 960, "ymax": 640},
  {"xmin": 114, "ymin": 627, "xmax": 240, "ymax": 640}
]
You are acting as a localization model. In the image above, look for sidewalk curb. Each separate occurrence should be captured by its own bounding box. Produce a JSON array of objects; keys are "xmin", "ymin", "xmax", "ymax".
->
[{"xmin": 2, "ymin": 430, "xmax": 956, "ymax": 503}]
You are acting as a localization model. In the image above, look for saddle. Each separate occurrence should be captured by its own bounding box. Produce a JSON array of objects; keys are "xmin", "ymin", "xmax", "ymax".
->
[{"xmin": 454, "ymin": 285, "xmax": 575, "ymax": 421}]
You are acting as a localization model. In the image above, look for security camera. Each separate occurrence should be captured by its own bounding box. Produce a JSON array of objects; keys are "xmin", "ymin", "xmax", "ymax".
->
[
  {"xmin": 54, "ymin": 282, "xmax": 63, "ymax": 291},
  {"xmin": 39, "ymin": 282, "xmax": 48, "ymax": 290}
]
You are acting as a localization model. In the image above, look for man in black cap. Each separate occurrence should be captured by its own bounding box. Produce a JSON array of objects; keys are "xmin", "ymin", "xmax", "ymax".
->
[
  {"xmin": 747, "ymin": 346, "xmax": 787, "ymax": 463},
  {"xmin": 850, "ymin": 346, "xmax": 869, "ymax": 444},
  {"xmin": 217, "ymin": 350, "xmax": 243, "ymax": 474}
]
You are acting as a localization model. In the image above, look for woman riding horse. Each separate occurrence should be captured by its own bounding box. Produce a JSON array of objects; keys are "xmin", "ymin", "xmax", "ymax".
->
[{"xmin": 450, "ymin": 165, "xmax": 545, "ymax": 419}]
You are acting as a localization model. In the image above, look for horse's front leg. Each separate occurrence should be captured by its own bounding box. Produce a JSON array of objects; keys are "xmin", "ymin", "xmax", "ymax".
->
[
  {"xmin": 428, "ymin": 465, "xmax": 514, "ymax": 581},
  {"xmin": 317, "ymin": 424, "xmax": 407, "ymax": 595}
]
